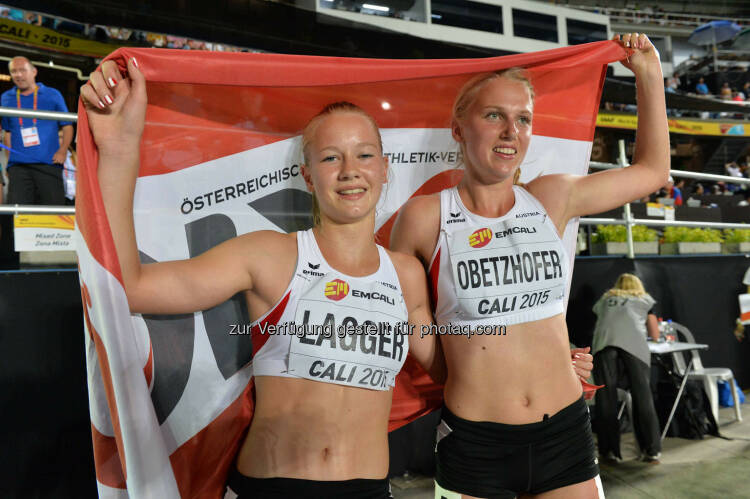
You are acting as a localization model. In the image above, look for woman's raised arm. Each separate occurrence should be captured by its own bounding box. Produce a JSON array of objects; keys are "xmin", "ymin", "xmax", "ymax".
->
[
  {"xmin": 81, "ymin": 58, "xmax": 290, "ymax": 315},
  {"xmin": 530, "ymin": 33, "xmax": 670, "ymax": 226}
]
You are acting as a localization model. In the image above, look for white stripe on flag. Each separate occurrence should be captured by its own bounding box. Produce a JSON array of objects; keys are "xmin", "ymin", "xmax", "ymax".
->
[{"xmin": 76, "ymin": 229, "xmax": 181, "ymax": 498}]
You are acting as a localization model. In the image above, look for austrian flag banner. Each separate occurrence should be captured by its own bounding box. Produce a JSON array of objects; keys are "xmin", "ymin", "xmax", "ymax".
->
[{"xmin": 75, "ymin": 42, "xmax": 625, "ymax": 498}]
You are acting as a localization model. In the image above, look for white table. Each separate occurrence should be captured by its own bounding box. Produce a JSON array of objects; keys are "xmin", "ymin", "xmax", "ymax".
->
[{"xmin": 648, "ymin": 341, "xmax": 709, "ymax": 440}]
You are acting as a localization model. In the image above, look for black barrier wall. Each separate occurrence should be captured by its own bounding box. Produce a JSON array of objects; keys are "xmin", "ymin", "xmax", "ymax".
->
[
  {"xmin": 2, "ymin": 257, "xmax": 748, "ymax": 495},
  {"xmin": 0, "ymin": 270, "xmax": 96, "ymax": 499}
]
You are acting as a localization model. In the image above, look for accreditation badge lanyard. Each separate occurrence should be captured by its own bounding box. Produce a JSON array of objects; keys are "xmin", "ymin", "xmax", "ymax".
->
[{"xmin": 18, "ymin": 86, "xmax": 41, "ymax": 147}]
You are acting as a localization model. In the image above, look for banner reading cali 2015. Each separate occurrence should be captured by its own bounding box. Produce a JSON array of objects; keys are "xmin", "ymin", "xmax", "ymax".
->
[{"xmin": 75, "ymin": 42, "xmax": 624, "ymax": 498}]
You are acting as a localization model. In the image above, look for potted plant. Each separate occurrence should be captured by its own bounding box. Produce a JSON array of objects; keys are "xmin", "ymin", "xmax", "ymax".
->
[
  {"xmin": 590, "ymin": 224, "xmax": 659, "ymax": 255},
  {"xmin": 723, "ymin": 229, "xmax": 750, "ymax": 254},
  {"xmin": 660, "ymin": 227, "xmax": 723, "ymax": 254}
]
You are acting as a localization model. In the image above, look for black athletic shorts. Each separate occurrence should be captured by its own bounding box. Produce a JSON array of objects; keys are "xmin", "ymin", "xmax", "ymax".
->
[
  {"xmin": 225, "ymin": 468, "xmax": 393, "ymax": 498},
  {"xmin": 435, "ymin": 397, "xmax": 599, "ymax": 499}
]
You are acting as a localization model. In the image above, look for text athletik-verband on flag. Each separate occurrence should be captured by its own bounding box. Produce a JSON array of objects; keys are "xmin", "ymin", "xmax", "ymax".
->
[{"xmin": 75, "ymin": 42, "xmax": 625, "ymax": 498}]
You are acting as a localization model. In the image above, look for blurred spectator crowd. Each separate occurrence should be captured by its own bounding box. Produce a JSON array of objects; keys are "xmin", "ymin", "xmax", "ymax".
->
[
  {"xmin": 0, "ymin": 4, "xmax": 258, "ymax": 54},
  {"xmin": 638, "ymin": 159, "xmax": 750, "ymax": 208},
  {"xmin": 567, "ymin": 4, "xmax": 749, "ymax": 29}
]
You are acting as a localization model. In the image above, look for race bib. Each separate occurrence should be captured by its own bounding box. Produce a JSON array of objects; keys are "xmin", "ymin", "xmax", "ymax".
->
[
  {"xmin": 21, "ymin": 127, "xmax": 40, "ymax": 147},
  {"xmin": 447, "ymin": 216, "xmax": 566, "ymax": 321},
  {"xmin": 288, "ymin": 273, "xmax": 409, "ymax": 390}
]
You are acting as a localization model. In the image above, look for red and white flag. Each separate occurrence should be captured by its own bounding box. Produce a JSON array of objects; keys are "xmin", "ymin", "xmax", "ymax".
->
[
  {"xmin": 739, "ymin": 294, "xmax": 750, "ymax": 324},
  {"xmin": 75, "ymin": 42, "xmax": 624, "ymax": 498}
]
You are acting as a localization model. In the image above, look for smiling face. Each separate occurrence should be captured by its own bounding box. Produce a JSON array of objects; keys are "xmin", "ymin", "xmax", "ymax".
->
[
  {"xmin": 302, "ymin": 110, "xmax": 387, "ymax": 226},
  {"xmin": 453, "ymin": 76, "xmax": 533, "ymax": 185}
]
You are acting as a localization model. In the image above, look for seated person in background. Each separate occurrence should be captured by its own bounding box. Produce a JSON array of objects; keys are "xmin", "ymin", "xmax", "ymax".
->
[
  {"xmin": 685, "ymin": 183, "xmax": 704, "ymax": 207},
  {"xmin": 665, "ymin": 73, "xmax": 680, "ymax": 93},
  {"xmin": 726, "ymin": 162, "xmax": 743, "ymax": 193},
  {"xmin": 662, "ymin": 176, "xmax": 682, "ymax": 206},
  {"xmin": 695, "ymin": 77, "xmax": 709, "ymax": 96},
  {"xmin": 720, "ymin": 82, "xmax": 732, "ymax": 100},
  {"xmin": 720, "ymin": 182, "xmax": 734, "ymax": 195},
  {"xmin": 591, "ymin": 273, "xmax": 662, "ymax": 464},
  {"xmin": 735, "ymin": 267, "xmax": 750, "ymax": 341},
  {"xmin": 726, "ymin": 162, "xmax": 742, "ymax": 178}
]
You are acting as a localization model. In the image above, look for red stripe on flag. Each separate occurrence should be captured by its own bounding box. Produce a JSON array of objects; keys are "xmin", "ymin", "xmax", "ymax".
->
[
  {"xmin": 144, "ymin": 341, "xmax": 154, "ymax": 389},
  {"xmin": 101, "ymin": 43, "xmax": 624, "ymax": 88},
  {"xmin": 90, "ymin": 423, "xmax": 127, "ymax": 489},
  {"xmin": 133, "ymin": 68, "xmax": 605, "ymax": 177},
  {"xmin": 81, "ymin": 282, "xmax": 93, "ymax": 339},
  {"xmin": 81, "ymin": 283, "xmax": 128, "ymax": 482},
  {"xmin": 741, "ymin": 310, "xmax": 750, "ymax": 322},
  {"xmin": 390, "ymin": 357, "xmax": 444, "ymax": 432},
  {"xmin": 582, "ymin": 380, "xmax": 604, "ymax": 401},
  {"xmin": 169, "ymin": 381, "xmax": 255, "ymax": 498}
]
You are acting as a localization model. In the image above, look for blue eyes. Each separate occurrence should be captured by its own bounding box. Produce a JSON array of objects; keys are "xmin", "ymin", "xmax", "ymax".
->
[
  {"xmin": 321, "ymin": 153, "xmax": 374, "ymax": 162},
  {"xmin": 484, "ymin": 112, "xmax": 531, "ymax": 125}
]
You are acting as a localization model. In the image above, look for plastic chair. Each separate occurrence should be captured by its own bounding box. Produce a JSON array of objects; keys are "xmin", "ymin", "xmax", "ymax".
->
[
  {"xmin": 617, "ymin": 388, "xmax": 633, "ymax": 423},
  {"xmin": 670, "ymin": 322, "xmax": 742, "ymax": 423}
]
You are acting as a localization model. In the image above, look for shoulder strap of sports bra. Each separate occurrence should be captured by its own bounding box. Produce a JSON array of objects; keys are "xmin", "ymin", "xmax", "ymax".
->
[{"xmin": 439, "ymin": 187, "xmax": 457, "ymax": 232}]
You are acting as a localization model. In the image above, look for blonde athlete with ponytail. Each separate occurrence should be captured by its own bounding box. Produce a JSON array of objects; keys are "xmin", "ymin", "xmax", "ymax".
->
[{"xmin": 392, "ymin": 33, "xmax": 669, "ymax": 498}]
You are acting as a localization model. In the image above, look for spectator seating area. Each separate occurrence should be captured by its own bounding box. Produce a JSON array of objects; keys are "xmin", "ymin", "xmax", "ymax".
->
[
  {"xmin": 567, "ymin": 2, "xmax": 750, "ymax": 27},
  {"xmin": 591, "ymin": 197, "xmax": 749, "ymax": 224},
  {"xmin": 0, "ymin": 3, "xmax": 260, "ymax": 55}
]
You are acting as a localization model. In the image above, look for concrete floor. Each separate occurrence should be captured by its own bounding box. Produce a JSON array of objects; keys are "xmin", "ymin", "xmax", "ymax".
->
[{"xmin": 391, "ymin": 404, "xmax": 750, "ymax": 499}]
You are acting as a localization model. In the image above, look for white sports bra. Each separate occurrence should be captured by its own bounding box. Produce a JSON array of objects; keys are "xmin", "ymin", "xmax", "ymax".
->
[
  {"xmin": 250, "ymin": 229, "xmax": 409, "ymax": 391},
  {"xmin": 428, "ymin": 186, "xmax": 569, "ymax": 329}
]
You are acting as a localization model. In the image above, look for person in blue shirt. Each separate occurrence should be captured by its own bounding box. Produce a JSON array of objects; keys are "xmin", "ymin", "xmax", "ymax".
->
[
  {"xmin": 695, "ymin": 77, "xmax": 709, "ymax": 96},
  {"xmin": 667, "ymin": 176, "xmax": 683, "ymax": 206},
  {"xmin": 2, "ymin": 56, "xmax": 74, "ymax": 205}
]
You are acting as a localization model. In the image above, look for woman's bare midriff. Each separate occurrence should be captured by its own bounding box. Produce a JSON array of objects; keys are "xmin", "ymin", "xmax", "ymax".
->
[
  {"xmin": 442, "ymin": 314, "xmax": 582, "ymax": 424},
  {"xmin": 235, "ymin": 376, "xmax": 392, "ymax": 480}
]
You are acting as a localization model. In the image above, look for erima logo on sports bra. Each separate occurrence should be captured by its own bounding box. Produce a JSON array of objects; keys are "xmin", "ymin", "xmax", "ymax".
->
[
  {"xmin": 447, "ymin": 212, "xmax": 466, "ymax": 224},
  {"xmin": 303, "ymin": 262, "xmax": 325, "ymax": 277},
  {"xmin": 324, "ymin": 279, "xmax": 349, "ymax": 301},
  {"xmin": 468, "ymin": 228, "xmax": 493, "ymax": 248},
  {"xmin": 323, "ymin": 279, "xmax": 396, "ymax": 305}
]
